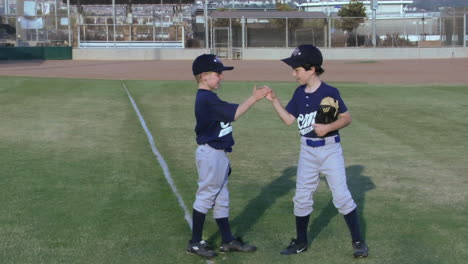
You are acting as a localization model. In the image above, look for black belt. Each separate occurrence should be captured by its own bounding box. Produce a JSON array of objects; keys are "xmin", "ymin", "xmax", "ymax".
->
[
  {"xmin": 204, "ymin": 143, "xmax": 232, "ymax": 153},
  {"xmin": 306, "ymin": 135, "xmax": 340, "ymax": 148}
]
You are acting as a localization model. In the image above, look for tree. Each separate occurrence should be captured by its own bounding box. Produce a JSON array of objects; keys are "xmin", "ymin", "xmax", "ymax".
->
[
  {"xmin": 337, "ymin": 0, "xmax": 366, "ymax": 47},
  {"xmin": 271, "ymin": 2, "xmax": 303, "ymax": 31},
  {"xmin": 212, "ymin": 8, "xmax": 241, "ymax": 27}
]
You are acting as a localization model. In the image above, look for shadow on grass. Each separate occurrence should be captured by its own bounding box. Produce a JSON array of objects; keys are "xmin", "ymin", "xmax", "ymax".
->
[
  {"xmin": 308, "ymin": 164, "xmax": 375, "ymax": 245},
  {"xmin": 206, "ymin": 165, "xmax": 375, "ymax": 246},
  {"xmin": 207, "ymin": 166, "xmax": 297, "ymax": 243}
]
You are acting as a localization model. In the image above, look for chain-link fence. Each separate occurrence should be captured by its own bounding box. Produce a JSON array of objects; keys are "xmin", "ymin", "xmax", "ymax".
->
[
  {"xmin": 0, "ymin": 0, "xmax": 71, "ymax": 47},
  {"xmin": 1, "ymin": 0, "xmax": 189, "ymax": 47},
  {"xmin": 77, "ymin": 17, "xmax": 185, "ymax": 48},
  {"xmin": 205, "ymin": 15, "xmax": 467, "ymax": 50},
  {"xmin": 1, "ymin": 2, "xmax": 467, "ymax": 50}
]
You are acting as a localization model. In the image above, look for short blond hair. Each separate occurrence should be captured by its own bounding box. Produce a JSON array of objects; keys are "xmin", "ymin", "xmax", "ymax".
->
[{"xmin": 194, "ymin": 74, "xmax": 202, "ymax": 83}]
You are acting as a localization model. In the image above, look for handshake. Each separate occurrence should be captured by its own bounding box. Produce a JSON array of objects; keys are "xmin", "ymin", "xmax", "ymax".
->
[{"xmin": 252, "ymin": 85, "xmax": 276, "ymax": 102}]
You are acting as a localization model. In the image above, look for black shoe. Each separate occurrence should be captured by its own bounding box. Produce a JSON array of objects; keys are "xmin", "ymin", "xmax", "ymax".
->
[
  {"xmin": 352, "ymin": 240, "xmax": 368, "ymax": 258},
  {"xmin": 280, "ymin": 239, "xmax": 307, "ymax": 255},
  {"xmin": 186, "ymin": 240, "xmax": 218, "ymax": 259},
  {"xmin": 220, "ymin": 237, "xmax": 257, "ymax": 253}
]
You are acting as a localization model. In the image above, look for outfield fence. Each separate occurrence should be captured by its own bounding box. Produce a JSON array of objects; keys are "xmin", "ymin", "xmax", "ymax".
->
[{"xmin": 1, "ymin": 2, "xmax": 467, "ymax": 59}]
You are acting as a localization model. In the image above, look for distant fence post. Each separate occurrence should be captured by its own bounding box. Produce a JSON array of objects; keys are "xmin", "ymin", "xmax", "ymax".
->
[
  {"xmin": 78, "ymin": 24, "xmax": 80, "ymax": 47},
  {"xmin": 241, "ymin": 16, "xmax": 245, "ymax": 52},
  {"xmin": 204, "ymin": 0, "xmax": 208, "ymax": 50},
  {"xmin": 371, "ymin": 0, "xmax": 378, "ymax": 47},
  {"xmin": 464, "ymin": 12, "xmax": 467, "ymax": 47},
  {"xmin": 112, "ymin": 0, "xmax": 116, "ymax": 47},
  {"xmin": 327, "ymin": 16, "xmax": 331, "ymax": 48},
  {"xmin": 67, "ymin": 0, "xmax": 71, "ymax": 46},
  {"xmin": 182, "ymin": 26, "xmax": 185, "ymax": 48}
]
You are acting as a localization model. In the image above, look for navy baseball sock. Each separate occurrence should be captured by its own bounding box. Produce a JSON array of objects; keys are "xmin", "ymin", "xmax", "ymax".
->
[
  {"xmin": 191, "ymin": 209, "xmax": 206, "ymax": 243},
  {"xmin": 344, "ymin": 209, "xmax": 362, "ymax": 242},
  {"xmin": 215, "ymin": 217, "xmax": 235, "ymax": 243},
  {"xmin": 296, "ymin": 215, "xmax": 310, "ymax": 244}
]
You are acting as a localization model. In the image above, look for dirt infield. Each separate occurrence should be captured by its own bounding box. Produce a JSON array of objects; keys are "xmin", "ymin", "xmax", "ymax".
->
[{"xmin": 1, "ymin": 58, "xmax": 467, "ymax": 84}]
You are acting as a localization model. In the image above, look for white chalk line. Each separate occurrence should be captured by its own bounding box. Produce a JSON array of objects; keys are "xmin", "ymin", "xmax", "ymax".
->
[{"xmin": 121, "ymin": 80, "xmax": 193, "ymax": 230}]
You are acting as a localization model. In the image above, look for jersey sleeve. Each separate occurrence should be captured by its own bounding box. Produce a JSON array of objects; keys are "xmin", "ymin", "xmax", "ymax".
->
[
  {"xmin": 209, "ymin": 94, "xmax": 239, "ymax": 122},
  {"xmin": 333, "ymin": 88, "xmax": 348, "ymax": 114},
  {"xmin": 285, "ymin": 87, "xmax": 300, "ymax": 117}
]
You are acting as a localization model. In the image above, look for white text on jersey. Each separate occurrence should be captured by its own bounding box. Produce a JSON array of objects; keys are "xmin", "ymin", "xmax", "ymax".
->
[
  {"xmin": 297, "ymin": 111, "xmax": 317, "ymax": 135},
  {"xmin": 218, "ymin": 122, "xmax": 233, "ymax": 137}
]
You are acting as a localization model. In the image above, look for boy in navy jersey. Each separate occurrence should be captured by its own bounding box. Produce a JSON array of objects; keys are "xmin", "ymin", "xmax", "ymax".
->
[
  {"xmin": 187, "ymin": 54, "xmax": 271, "ymax": 259},
  {"xmin": 265, "ymin": 45, "xmax": 369, "ymax": 258}
]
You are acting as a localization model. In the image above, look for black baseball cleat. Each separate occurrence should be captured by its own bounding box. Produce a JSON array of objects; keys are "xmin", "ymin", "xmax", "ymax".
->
[
  {"xmin": 220, "ymin": 237, "xmax": 257, "ymax": 253},
  {"xmin": 352, "ymin": 240, "xmax": 369, "ymax": 258},
  {"xmin": 186, "ymin": 240, "xmax": 218, "ymax": 259},
  {"xmin": 280, "ymin": 239, "xmax": 307, "ymax": 255}
]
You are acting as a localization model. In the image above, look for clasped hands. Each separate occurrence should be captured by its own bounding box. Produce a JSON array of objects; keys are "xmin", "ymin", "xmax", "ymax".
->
[
  {"xmin": 253, "ymin": 84, "xmax": 330, "ymax": 137},
  {"xmin": 253, "ymin": 85, "xmax": 276, "ymax": 102}
]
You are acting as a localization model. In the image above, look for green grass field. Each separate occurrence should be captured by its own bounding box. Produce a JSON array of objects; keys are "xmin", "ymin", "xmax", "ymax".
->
[{"xmin": 0, "ymin": 76, "xmax": 467, "ymax": 264}]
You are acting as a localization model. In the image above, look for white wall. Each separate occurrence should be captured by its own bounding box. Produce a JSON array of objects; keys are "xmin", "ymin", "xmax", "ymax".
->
[
  {"xmin": 242, "ymin": 47, "xmax": 468, "ymax": 60},
  {"xmin": 73, "ymin": 47, "xmax": 468, "ymax": 60},
  {"xmin": 300, "ymin": 1, "xmax": 412, "ymax": 15},
  {"xmin": 73, "ymin": 48, "xmax": 208, "ymax": 60}
]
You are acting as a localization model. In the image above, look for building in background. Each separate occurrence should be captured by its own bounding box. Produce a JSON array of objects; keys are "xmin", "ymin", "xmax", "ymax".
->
[{"xmin": 298, "ymin": 0, "xmax": 413, "ymax": 15}]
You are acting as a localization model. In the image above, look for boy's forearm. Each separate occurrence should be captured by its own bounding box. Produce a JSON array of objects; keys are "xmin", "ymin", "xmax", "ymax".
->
[
  {"xmin": 332, "ymin": 112, "xmax": 352, "ymax": 130},
  {"xmin": 234, "ymin": 96, "xmax": 257, "ymax": 120},
  {"xmin": 272, "ymin": 98, "xmax": 295, "ymax": 126},
  {"xmin": 325, "ymin": 112, "xmax": 352, "ymax": 132}
]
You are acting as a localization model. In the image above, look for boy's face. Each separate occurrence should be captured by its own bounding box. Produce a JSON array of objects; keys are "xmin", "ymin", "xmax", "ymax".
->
[
  {"xmin": 292, "ymin": 66, "xmax": 315, "ymax": 85},
  {"xmin": 201, "ymin": 71, "xmax": 224, "ymax": 90}
]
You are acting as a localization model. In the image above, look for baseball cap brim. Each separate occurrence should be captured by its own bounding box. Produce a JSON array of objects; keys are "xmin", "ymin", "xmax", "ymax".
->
[
  {"xmin": 281, "ymin": 57, "xmax": 304, "ymax": 68},
  {"xmin": 213, "ymin": 66, "xmax": 234, "ymax": 72},
  {"xmin": 193, "ymin": 66, "xmax": 234, "ymax": 75}
]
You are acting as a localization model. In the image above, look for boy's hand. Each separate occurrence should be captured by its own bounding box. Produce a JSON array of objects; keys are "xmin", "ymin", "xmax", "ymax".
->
[
  {"xmin": 252, "ymin": 85, "xmax": 271, "ymax": 101},
  {"xmin": 312, "ymin": 123, "xmax": 330, "ymax": 137},
  {"xmin": 265, "ymin": 88, "xmax": 277, "ymax": 102}
]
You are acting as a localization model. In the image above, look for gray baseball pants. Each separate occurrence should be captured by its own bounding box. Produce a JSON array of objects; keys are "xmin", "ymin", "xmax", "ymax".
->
[
  {"xmin": 193, "ymin": 144, "xmax": 230, "ymax": 219},
  {"xmin": 294, "ymin": 136, "xmax": 356, "ymax": 217}
]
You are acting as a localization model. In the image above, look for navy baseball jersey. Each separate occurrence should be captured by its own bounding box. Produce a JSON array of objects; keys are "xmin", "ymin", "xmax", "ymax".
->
[
  {"xmin": 195, "ymin": 89, "xmax": 239, "ymax": 151},
  {"xmin": 286, "ymin": 82, "xmax": 348, "ymax": 138}
]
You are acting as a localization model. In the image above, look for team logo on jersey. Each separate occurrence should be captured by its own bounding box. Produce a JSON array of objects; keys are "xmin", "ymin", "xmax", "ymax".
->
[
  {"xmin": 297, "ymin": 111, "xmax": 317, "ymax": 135},
  {"xmin": 218, "ymin": 122, "xmax": 233, "ymax": 137}
]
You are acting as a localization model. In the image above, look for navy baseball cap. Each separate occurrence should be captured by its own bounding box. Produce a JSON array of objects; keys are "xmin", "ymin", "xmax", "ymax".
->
[
  {"xmin": 282, "ymin": 44, "xmax": 323, "ymax": 68},
  {"xmin": 192, "ymin": 54, "xmax": 234, "ymax": 75}
]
